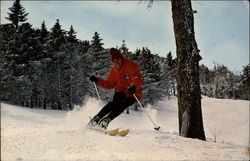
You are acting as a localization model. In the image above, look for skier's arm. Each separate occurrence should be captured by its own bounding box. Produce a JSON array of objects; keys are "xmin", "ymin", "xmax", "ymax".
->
[
  {"xmin": 96, "ymin": 68, "xmax": 116, "ymax": 89},
  {"xmin": 130, "ymin": 63, "xmax": 144, "ymax": 89}
]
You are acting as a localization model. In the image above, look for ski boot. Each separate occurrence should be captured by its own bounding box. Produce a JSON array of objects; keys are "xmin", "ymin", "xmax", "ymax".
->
[
  {"xmin": 99, "ymin": 117, "xmax": 111, "ymax": 130},
  {"xmin": 87, "ymin": 115, "xmax": 101, "ymax": 128}
]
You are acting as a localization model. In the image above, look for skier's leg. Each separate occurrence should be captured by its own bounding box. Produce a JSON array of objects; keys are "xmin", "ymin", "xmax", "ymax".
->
[
  {"xmin": 106, "ymin": 96, "xmax": 135, "ymax": 121},
  {"xmin": 95, "ymin": 92, "xmax": 124, "ymax": 119},
  {"xmin": 98, "ymin": 92, "xmax": 135, "ymax": 129},
  {"xmin": 88, "ymin": 101, "xmax": 114, "ymax": 127},
  {"xmin": 95, "ymin": 101, "xmax": 113, "ymax": 119}
]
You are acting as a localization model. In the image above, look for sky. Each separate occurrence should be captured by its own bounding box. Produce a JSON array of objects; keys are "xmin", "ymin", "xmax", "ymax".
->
[{"xmin": 0, "ymin": 1, "xmax": 249, "ymax": 72}]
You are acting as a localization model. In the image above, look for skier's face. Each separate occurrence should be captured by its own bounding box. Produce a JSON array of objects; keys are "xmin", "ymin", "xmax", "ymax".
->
[{"xmin": 112, "ymin": 58, "xmax": 123, "ymax": 68}]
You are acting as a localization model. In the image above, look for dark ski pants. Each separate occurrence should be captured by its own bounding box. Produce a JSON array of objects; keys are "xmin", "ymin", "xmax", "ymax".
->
[{"xmin": 96, "ymin": 92, "xmax": 135, "ymax": 121}]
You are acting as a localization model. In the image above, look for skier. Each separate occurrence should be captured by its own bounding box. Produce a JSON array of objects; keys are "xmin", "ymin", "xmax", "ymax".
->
[{"xmin": 88, "ymin": 48, "xmax": 144, "ymax": 129}]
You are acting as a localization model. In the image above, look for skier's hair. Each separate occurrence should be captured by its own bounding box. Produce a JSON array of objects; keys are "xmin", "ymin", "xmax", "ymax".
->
[{"xmin": 109, "ymin": 48, "xmax": 122, "ymax": 60}]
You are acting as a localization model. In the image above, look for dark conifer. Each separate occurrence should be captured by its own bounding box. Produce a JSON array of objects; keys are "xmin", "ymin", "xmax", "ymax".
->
[
  {"xmin": 40, "ymin": 21, "xmax": 49, "ymax": 39},
  {"xmin": 90, "ymin": 32, "xmax": 104, "ymax": 52},
  {"xmin": 5, "ymin": 0, "xmax": 29, "ymax": 29},
  {"xmin": 51, "ymin": 19, "xmax": 64, "ymax": 39},
  {"xmin": 68, "ymin": 25, "xmax": 77, "ymax": 43}
]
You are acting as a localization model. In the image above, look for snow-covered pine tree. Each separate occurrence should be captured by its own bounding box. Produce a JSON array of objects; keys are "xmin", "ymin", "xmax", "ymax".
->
[
  {"xmin": 120, "ymin": 40, "xmax": 128, "ymax": 55},
  {"xmin": 59, "ymin": 39, "xmax": 88, "ymax": 109},
  {"xmin": 46, "ymin": 41, "xmax": 83, "ymax": 110},
  {"xmin": 51, "ymin": 19, "xmax": 64, "ymax": 39},
  {"xmin": 199, "ymin": 64, "xmax": 213, "ymax": 97},
  {"xmin": 126, "ymin": 48, "xmax": 140, "ymax": 67},
  {"xmin": 0, "ymin": 24, "xmax": 16, "ymax": 101},
  {"xmin": 85, "ymin": 32, "xmax": 113, "ymax": 101},
  {"xmin": 226, "ymin": 71, "xmax": 237, "ymax": 99},
  {"xmin": 3, "ymin": 23, "xmax": 45, "ymax": 106},
  {"xmin": 212, "ymin": 63, "xmax": 231, "ymax": 98},
  {"xmin": 158, "ymin": 53, "xmax": 173, "ymax": 98},
  {"xmin": 75, "ymin": 40, "xmax": 91, "ymax": 104},
  {"xmin": 164, "ymin": 52, "xmax": 176, "ymax": 96},
  {"xmin": 37, "ymin": 21, "xmax": 52, "ymax": 59},
  {"xmin": 138, "ymin": 47, "xmax": 163, "ymax": 105},
  {"xmin": 200, "ymin": 63, "xmax": 247, "ymax": 100},
  {"xmin": 90, "ymin": 32, "xmax": 104, "ymax": 52},
  {"xmin": 40, "ymin": 21, "xmax": 49, "ymax": 42},
  {"xmin": 32, "ymin": 20, "xmax": 66, "ymax": 109},
  {"xmin": 37, "ymin": 58, "xmax": 51, "ymax": 109},
  {"xmin": 46, "ymin": 51, "xmax": 69, "ymax": 110},
  {"xmin": 67, "ymin": 25, "xmax": 77, "ymax": 43},
  {"xmin": 5, "ymin": 0, "xmax": 29, "ymax": 29},
  {"xmin": 119, "ymin": 40, "xmax": 133, "ymax": 59},
  {"xmin": 212, "ymin": 63, "xmax": 242, "ymax": 99},
  {"xmin": 240, "ymin": 65, "xmax": 250, "ymax": 100},
  {"xmin": 30, "ymin": 21, "xmax": 54, "ymax": 109},
  {"xmin": 50, "ymin": 19, "xmax": 65, "ymax": 50}
]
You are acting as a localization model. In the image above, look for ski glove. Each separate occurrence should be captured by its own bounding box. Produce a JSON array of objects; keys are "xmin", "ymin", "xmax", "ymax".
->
[
  {"xmin": 90, "ymin": 75, "xmax": 98, "ymax": 83},
  {"xmin": 128, "ymin": 86, "xmax": 136, "ymax": 94}
]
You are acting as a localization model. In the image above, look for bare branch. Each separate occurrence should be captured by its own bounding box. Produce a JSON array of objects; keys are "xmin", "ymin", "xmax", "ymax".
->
[
  {"xmin": 138, "ymin": 0, "xmax": 154, "ymax": 10},
  {"xmin": 147, "ymin": 0, "xmax": 154, "ymax": 9}
]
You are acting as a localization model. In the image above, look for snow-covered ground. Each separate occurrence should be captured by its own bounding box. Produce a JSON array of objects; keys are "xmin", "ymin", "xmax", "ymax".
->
[{"xmin": 1, "ymin": 96, "xmax": 249, "ymax": 161}]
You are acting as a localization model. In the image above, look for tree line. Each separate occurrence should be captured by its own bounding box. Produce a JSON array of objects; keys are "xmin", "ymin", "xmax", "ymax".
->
[
  {"xmin": 200, "ymin": 64, "xmax": 249, "ymax": 100},
  {"xmin": 0, "ymin": 20, "xmax": 176, "ymax": 110}
]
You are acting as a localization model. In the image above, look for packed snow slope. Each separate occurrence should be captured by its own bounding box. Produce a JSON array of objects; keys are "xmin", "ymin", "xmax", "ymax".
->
[{"xmin": 1, "ymin": 96, "xmax": 249, "ymax": 161}]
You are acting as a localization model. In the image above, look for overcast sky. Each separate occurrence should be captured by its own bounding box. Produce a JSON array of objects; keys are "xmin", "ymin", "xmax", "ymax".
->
[{"xmin": 1, "ymin": 1, "xmax": 249, "ymax": 72}]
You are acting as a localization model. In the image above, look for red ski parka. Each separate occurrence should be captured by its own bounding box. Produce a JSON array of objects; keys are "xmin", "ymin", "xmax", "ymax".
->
[{"xmin": 96, "ymin": 58, "xmax": 144, "ymax": 100}]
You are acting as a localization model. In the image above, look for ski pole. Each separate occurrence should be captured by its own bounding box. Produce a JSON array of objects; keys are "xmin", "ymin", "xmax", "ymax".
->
[
  {"xmin": 133, "ymin": 94, "xmax": 160, "ymax": 131},
  {"xmin": 93, "ymin": 82, "xmax": 101, "ymax": 101}
]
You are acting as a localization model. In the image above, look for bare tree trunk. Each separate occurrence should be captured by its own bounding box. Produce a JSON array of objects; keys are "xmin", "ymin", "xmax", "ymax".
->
[
  {"xmin": 43, "ymin": 98, "xmax": 47, "ymax": 109},
  {"xmin": 171, "ymin": 0, "xmax": 206, "ymax": 141},
  {"xmin": 172, "ymin": 81, "xmax": 176, "ymax": 96}
]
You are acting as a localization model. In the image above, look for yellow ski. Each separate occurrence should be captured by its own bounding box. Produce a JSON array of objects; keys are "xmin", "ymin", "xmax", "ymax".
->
[
  {"xmin": 88, "ymin": 127, "xmax": 129, "ymax": 137},
  {"xmin": 118, "ymin": 129, "xmax": 129, "ymax": 137},
  {"xmin": 105, "ymin": 128, "xmax": 119, "ymax": 136},
  {"xmin": 90, "ymin": 128, "xmax": 119, "ymax": 136}
]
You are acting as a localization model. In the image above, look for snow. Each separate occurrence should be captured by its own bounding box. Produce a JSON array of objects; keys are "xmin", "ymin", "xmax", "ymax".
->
[{"xmin": 1, "ymin": 96, "xmax": 249, "ymax": 161}]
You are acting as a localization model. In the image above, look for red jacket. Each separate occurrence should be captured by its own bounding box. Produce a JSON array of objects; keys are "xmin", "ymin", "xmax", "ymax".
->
[{"xmin": 97, "ymin": 58, "xmax": 144, "ymax": 100}]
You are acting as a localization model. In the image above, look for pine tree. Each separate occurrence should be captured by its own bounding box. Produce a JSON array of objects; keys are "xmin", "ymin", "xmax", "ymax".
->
[
  {"xmin": 119, "ymin": 40, "xmax": 132, "ymax": 58},
  {"xmin": 212, "ymin": 63, "xmax": 230, "ymax": 98},
  {"xmin": 139, "ymin": 47, "xmax": 162, "ymax": 105},
  {"xmin": 120, "ymin": 40, "xmax": 128, "ymax": 53},
  {"xmin": 67, "ymin": 25, "xmax": 77, "ymax": 43},
  {"xmin": 0, "ymin": 23, "xmax": 15, "ymax": 101},
  {"xmin": 87, "ymin": 32, "xmax": 112, "ymax": 101},
  {"xmin": 4, "ymin": 23, "xmax": 33, "ymax": 76},
  {"xmin": 199, "ymin": 64, "xmax": 213, "ymax": 97},
  {"xmin": 40, "ymin": 21, "xmax": 49, "ymax": 39},
  {"xmin": 165, "ymin": 52, "xmax": 176, "ymax": 95},
  {"xmin": 51, "ymin": 19, "xmax": 64, "ymax": 38},
  {"xmin": 227, "ymin": 71, "xmax": 236, "ymax": 99},
  {"xmin": 241, "ymin": 65, "xmax": 250, "ymax": 100},
  {"xmin": 50, "ymin": 19, "xmax": 65, "ymax": 50},
  {"xmin": 90, "ymin": 32, "xmax": 104, "ymax": 52},
  {"xmin": 87, "ymin": 32, "xmax": 104, "ymax": 76},
  {"xmin": 2, "ymin": 22, "xmax": 44, "ymax": 106},
  {"xmin": 59, "ymin": 37, "xmax": 88, "ymax": 109},
  {"xmin": 5, "ymin": 0, "xmax": 29, "ymax": 29}
]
